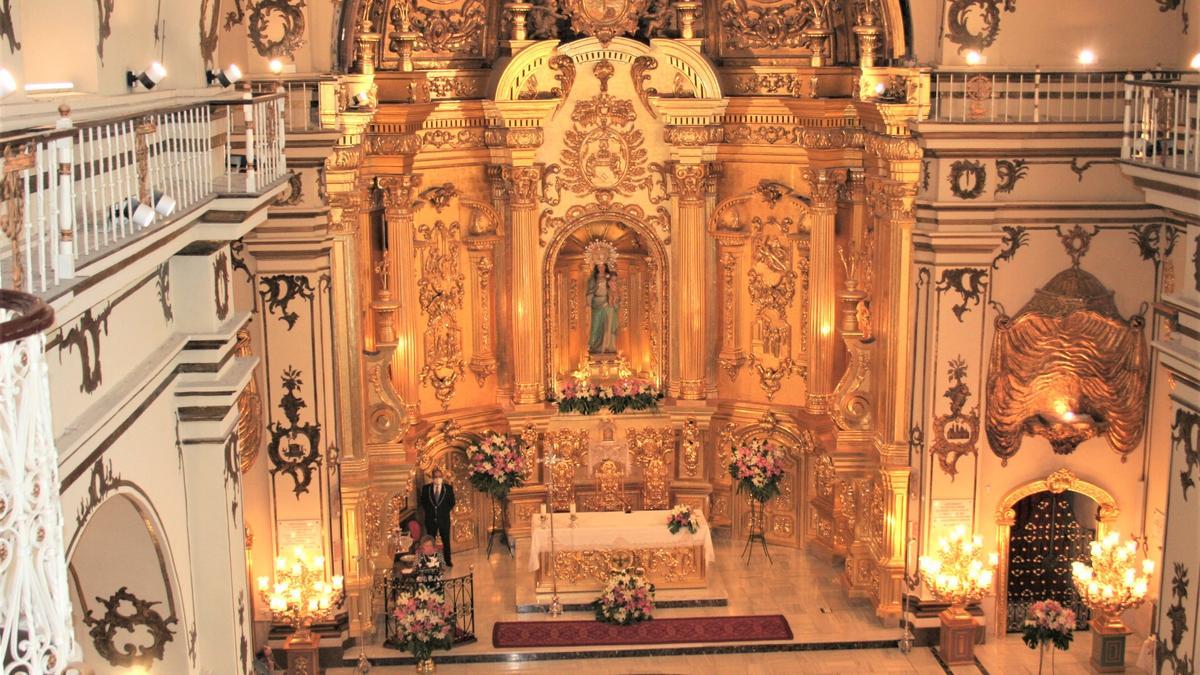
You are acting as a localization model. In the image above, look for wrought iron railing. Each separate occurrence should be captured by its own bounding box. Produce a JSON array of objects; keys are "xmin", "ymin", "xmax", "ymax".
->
[
  {"xmin": 0, "ymin": 92, "xmax": 287, "ymax": 294},
  {"xmin": 930, "ymin": 68, "xmax": 1183, "ymax": 123},
  {"xmin": 384, "ymin": 570, "xmax": 477, "ymax": 648},
  {"xmin": 1123, "ymin": 78, "xmax": 1200, "ymax": 176},
  {"xmin": 0, "ymin": 290, "xmax": 81, "ymax": 670}
]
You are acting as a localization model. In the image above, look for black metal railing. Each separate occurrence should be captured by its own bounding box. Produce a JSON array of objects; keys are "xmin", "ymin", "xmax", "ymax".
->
[{"xmin": 384, "ymin": 570, "xmax": 476, "ymax": 648}]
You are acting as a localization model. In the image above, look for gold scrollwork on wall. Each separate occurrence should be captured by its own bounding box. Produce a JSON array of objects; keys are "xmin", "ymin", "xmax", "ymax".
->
[
  {"xmin": 545, "ymin": 429, "xmax": 588, "ymax": 511},
  {"xmin": 628, "ymin": 427, "xmax": 675, "ymax": 509},
  {"xmin": 746, "ymin": 215, "xmax": 803, "ymax": 399},
  {"xmin": 417, "ymin": 220, "xmax": 466, "ymax": 409}
]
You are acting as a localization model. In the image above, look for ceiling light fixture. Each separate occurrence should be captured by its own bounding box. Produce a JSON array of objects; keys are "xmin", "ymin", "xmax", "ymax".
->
[{"xmin": 127, "ymin": 61, "xmax": 168, "ymax": 90}]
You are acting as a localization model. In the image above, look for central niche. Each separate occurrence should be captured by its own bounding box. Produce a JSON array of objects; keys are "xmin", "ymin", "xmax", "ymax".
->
[{"xmin": 547, "ymin": 219, "xmax": 664, "ymax": 384}]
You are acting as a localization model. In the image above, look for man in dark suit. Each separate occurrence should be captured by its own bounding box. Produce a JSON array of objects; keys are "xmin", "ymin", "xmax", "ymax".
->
[{"xmin": 420, "ymin": 468, "xmax": 456, "ymax": 567}]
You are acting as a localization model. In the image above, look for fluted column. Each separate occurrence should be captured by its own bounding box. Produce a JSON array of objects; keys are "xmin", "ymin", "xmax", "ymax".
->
[
  {"xmin": 805, "ymin": 168, "xmax": 846, "ymax": 414},
  {"xmin": 714, "ymin": 230, "xmax": 748, "ymax": 382},
  {"xmin": 380, "ymin": 174, "xmax": 423, "ymax": 413},
  {"xmin": 671, "ymin": 161, "xmax": 709, "ymax": 400},
  {"xmin": 505, "ymin": 164, "xmax": 545, "ymax": 403}
]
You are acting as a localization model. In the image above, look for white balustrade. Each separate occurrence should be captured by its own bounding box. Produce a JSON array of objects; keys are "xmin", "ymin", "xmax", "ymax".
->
[
  {"xmin": 0, "ymin": 291, "xmax": 79, "ymax": 672},
  {"xmin": 930, "ymin": 68, "xmax": 1184, "ymax": 123},
  {"xmin": 1124, "ymin": 77, "xmax": 1200, "ymax": 176},
  {"xmin": 0, "ymin": 92, "xmax": 284, "ymax": 294}
]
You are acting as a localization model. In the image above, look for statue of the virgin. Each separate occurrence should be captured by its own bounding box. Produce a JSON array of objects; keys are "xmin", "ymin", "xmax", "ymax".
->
[{"xmin": 586, "ymin": 263, "xmax": 619, "ymax": 354}]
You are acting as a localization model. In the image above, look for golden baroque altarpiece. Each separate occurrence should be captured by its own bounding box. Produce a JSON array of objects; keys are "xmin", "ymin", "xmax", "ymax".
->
[{"xmin": 321, "ymin": 0, "xmax": 930, "ymax": 634}]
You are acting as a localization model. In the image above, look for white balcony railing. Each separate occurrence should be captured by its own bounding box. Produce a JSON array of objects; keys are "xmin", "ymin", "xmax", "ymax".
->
[
  {"xmin": 0, "ymin": 91, "xmax": 287, "ymax": 294},
  {"xmin": 1123, "ymin": 77, "xmax": 1200, "ymax": 176},
  {"xmin": 249, "ymin": 75, "xmax": 336, "ymax": 132},
  {"xmin": 930, "ymin": 68, "xmax": 1183, "ymax": 123}
]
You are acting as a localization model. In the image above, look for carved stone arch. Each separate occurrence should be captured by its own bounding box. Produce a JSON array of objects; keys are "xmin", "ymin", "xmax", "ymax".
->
[
  {"xmin": 541, "ymin": 206, "xmax": 671, "ymax": 390},
  {"xmin": 492, "ymin": 39, "xmax": 562, "ymax": 102},
  {"xmin": 67, "ymin": 489, "xmax": 188, "ymax": 670},
  {"xmin": 992, "ymin": 468, "xmax": 1119, "ymax": 637}
]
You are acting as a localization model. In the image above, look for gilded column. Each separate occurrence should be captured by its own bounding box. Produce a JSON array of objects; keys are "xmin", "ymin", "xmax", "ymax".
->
[
  {"xmin": 805, "ymin": 168, "xmax": 846, "ymax": 414},
  {"xmin": 486, "ymin": 167, "xmax": 515, "ymax": 402},
  {"xmin": 713, "ymin": 230, "xmax": 748, "ymax": 381},
  {"xmin": 505, "ymin": 164, "xmax": 545, "ymax": 403},
  {"xmin": 380, "ymin": 174, "xmax": 423, "ymax": 413},
  {"xmin": 466, "ymin": 237, "xmax": 500, "ymax": 385},
  {"xmin": 671, "ymin": 161, "xmax": 709, "ymax": 400}
]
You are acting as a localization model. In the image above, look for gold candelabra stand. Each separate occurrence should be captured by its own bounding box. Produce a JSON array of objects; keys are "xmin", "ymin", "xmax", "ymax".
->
[
  {"xmin": 258, "ymin": 547, "xmax": 345, "ymax": 643},
  {"xmin": 918, "ymin": 526, "xmax": 998, "ymax": 619},
  {"xmin": 1071, "ymin": 532, "xmax": 1154, "ymax": 630}
]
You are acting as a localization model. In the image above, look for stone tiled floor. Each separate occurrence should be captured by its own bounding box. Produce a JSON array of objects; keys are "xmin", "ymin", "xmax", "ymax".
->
[{"xmin": 337, "ymin": 532, "xmax": 1155, "ymax": 673}]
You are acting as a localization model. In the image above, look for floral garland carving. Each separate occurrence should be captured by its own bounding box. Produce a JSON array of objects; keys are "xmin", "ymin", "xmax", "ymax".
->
[
  {"xmin": 720, "ymin": 0, "xmax": 816, "ymax": 50},
  {"xmin": 417, "ymin": 220, "xmax": 466, "ymax": 408}
]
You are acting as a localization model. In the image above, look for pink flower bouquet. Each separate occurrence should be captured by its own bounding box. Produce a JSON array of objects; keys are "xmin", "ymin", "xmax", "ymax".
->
[
  {"xmin": 594, "ymin": 568, "xmax": 656, "ymax": 625},
  {"xmin": 466, "ymin": 432, "xmax": 527, "ymax": 498},
  {"xmin": 393, "ymin": 586, "xmax": 454, "ymax": 662},
  {"xmin": 727, "ymin": 438, "xmax": 785, "ymax": 503}
]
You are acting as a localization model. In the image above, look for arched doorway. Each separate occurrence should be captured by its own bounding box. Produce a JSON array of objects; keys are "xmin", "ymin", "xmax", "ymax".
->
[
  {"xmin": 994, "ymin": 468, "xmax": 1119, "ymax": 636},
  {"xmin": 417, "ymin": 432, "xmax": 485, "ymax": 554},
  {"xmin": 1004, "ymin": 489, "xmax": 1097, "ymax": 631},
  {"xmin": 543, "ymin": 214, "xmax": 668, "ymax": 390}
]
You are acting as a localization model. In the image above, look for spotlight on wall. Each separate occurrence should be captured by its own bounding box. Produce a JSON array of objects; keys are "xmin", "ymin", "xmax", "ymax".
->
[
  {"xmin": 131, "ymin": 202, "xmax": 156, "ymax": 229},
  {"xmin": 269, "ymin": 59, "xmax": 285, "ymax": 75},
  {"xmin": 1077, "ymin": 49, "xmax": 1097, "ymax": 66},
  {"xmin": 964, "ymin": 50, "xmax": 983, "ymax": 66},
  {"xmin": 348, "ymin": 91, "xmax": 372, "ymax": 109},
  {"xmin": 206, "ymin": 64, "xmax": 243, "ymax": 88},
  {"xmin": 1191, "ymin": 53, "xmax": 1200, "ymax": 70},
  {"xmin": 0, "ymin": 69, "xmax": 16, "ymax": 98},
  {"xmin": 127, "ymin": 62, "xmax": 168, "ymax": 90},
  {"xmin": 153, "ymin": 191, "xmax": 177, "ymax": 218}
]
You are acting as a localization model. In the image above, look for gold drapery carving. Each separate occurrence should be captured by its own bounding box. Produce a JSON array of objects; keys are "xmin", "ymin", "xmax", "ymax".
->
[
  {"xmin": 986, "ymin": 264, "xmax": 1149, "ymax": 463},
  {"xmin": 544, "ymin": 429, "xmax": 588, "ymax": 511},
  {"xmin": 628, "ymin": 427, "xmax": 675, "ymax": 509}
]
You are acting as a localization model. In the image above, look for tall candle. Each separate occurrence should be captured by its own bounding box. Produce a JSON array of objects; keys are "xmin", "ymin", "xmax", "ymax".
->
[{"xmin": 569, "ymin": 502, "xmax": 576, "ymax": 515}]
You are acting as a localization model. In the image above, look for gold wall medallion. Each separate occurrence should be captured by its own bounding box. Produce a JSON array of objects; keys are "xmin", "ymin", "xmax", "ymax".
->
[
  {"xmin": 559, "ymin": 60, "xmax": 651, "ymax": 200},
  {"xmin": 562, "ymin": 0, "xmax": 651, "ymax": 44}
]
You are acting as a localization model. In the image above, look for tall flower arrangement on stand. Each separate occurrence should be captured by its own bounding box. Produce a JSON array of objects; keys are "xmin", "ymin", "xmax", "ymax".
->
[
  {"xmin": 594, "ymin": 568, "xmax": 656, "ymax": 625},
  {"xmin": 465, "ymin": 432, "xmax": 527, "ymax": 498},
  {"xmin": 1021, "ymin": 600, "xmax": 1076, "ymax": 675},
  {"xmin": 392, "ymin": 586, "xmax": 454, "ymax": 672},
  {"xmin": 727, "ymin": 438, "xmax": 785, "ymax": 502}
]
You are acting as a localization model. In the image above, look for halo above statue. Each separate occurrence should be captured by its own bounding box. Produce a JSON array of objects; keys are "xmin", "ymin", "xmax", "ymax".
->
[{"xmin": 583, "ymin": 239, "xmax": 619, "ymax": 270}]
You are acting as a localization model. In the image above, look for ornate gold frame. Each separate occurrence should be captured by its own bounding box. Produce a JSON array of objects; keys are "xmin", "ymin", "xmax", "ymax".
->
[
  {"xmin": 992, "ymin": 468, "xmax": 1119, "ymax": 637},
  {"xmin": 541, "ymin": 210, "xmax": 670, "ymax": 392}
]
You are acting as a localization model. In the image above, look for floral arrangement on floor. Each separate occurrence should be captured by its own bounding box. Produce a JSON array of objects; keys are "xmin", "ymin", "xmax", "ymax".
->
[
  {"xmin": 594, "ymin": 567, "xmax": 656, "ymax": 625},
  {"xmin": 551, "ymin": 377, "xmax": 663, "ymax": 415},
  {"xmin": 727, "ymin": 438, "xmax": 786, "ymax": 503},
  {"xmin": 592, "ymin": 564, "xmax": 657, "ymax": 624},
  {"xmin": 466, "ymin": 432, "xmax": 527, "ymax": 498},
  {"xmin": 666, "ymin": 505, "xmax": 699, "ymax": 535},
  {"xmin": 393, "ymin": 586, "xmax": 454, "ymax": 664},
  {"xmin": 1021, "ymin": 599, "xmax": 1076, "ymax": 674}
]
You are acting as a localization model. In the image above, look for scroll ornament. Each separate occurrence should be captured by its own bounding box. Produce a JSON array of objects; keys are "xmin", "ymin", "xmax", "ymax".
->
[{"xmin": 985, "ymin": 265, "xmax": 1149, "ymax": 463}]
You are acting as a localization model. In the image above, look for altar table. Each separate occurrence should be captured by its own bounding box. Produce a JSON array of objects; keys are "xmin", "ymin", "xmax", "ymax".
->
[{"xmin": 528, "ymin": 510, "xmax": 715, "ymax": 593}]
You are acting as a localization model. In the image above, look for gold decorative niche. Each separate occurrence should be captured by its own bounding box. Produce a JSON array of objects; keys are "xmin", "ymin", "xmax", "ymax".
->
[
  {"xmin": 544, "ymin": 217, "xmax": 666, "ymax": 387},
  {"xmin": 985, "ymin": 261, "xmax": 1149, "ymax": 463}
]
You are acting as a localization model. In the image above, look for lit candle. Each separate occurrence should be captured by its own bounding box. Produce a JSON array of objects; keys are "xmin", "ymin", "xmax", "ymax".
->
[
  {"xmin": 333, "ymin": 575, "xmax": 344, "ymax": 590},
  {"xmin": 258, "ymin": 577, "xmax": 269, "ymax": 591}
]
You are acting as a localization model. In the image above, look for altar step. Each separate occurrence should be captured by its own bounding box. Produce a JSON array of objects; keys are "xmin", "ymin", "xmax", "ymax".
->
[
  {"xmin": 338, "ymin": 637, "xmax": 901, "ymax": 668},
  {"xmin": 515, "ymin": 597, "xmax": 728, "ymax": 614}
]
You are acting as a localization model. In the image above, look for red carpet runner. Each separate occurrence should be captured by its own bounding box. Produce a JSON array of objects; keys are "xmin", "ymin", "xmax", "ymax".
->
[{"xmin": 492, "ymin": 615, "xmax": 793, "ymax": 648}]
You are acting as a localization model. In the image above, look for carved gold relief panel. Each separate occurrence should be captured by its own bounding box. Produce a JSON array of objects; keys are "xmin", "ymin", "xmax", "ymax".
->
[
  {"xmin": 416, "ymin": 220, "xmax": 466, "ymax": 409},
  {"xmin": 628, "ymin": 427, "xmax": 675, "ymax": 509},
  {"xmin": 370, "ymin": 0, "xmax": 494, "ymax": 69}
]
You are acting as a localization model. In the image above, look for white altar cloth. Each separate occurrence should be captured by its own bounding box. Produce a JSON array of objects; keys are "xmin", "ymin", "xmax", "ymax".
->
[{"xmin": 527, "ymin": 510, "xmax": 716, "ymax": 571}]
